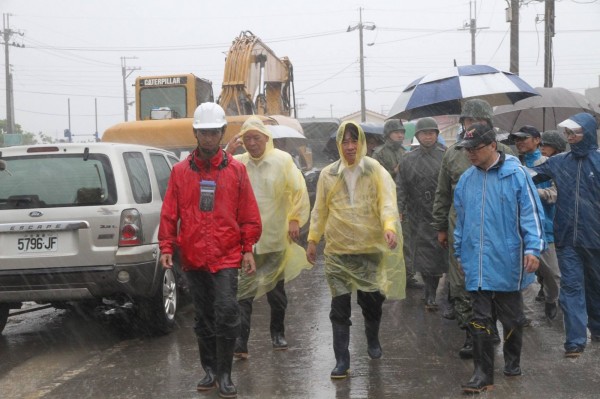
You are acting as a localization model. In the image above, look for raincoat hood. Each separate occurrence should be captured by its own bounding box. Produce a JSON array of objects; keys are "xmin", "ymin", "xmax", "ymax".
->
[
  {"xmin": 567, "ymin": 113, "xmax": 598, "ymax": 158},
  {"xmin": 336, "ymin": 121, "xmax": 367, "ymax": 167},
  {"xmin": 239, "ymin": 115, "xmax": 275, "ymax": 161}
]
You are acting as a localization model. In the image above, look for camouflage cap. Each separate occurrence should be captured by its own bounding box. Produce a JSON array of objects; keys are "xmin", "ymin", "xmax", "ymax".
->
[
  {"xmin": 383, "ymin": 119, "xmax": 405, "ymax": 137},
  {"xmin": 541, "ymin": 130, "xmax": 567, "ymax": 153},
  {"xmin": 459, "ymin": 99, "xmax": 494, "ymax": 123},
  {"xmin": 415, "ymin": 117, "xmax": 439, "ymax": 135}
]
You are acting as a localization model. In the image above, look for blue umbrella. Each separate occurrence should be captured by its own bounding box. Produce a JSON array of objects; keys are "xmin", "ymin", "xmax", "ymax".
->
[{"xmin": 388, "ymin": 65, "xmax": 539, "ymax": 120}]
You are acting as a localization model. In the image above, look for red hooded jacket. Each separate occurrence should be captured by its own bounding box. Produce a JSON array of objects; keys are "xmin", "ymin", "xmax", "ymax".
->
[{"xmin": 159, "ymin": 149, "xmax": 262, "ymax": 272}]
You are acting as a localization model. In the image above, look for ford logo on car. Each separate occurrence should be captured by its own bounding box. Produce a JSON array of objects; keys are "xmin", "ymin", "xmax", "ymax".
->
[{"xmin": 29, "ymin": 211, "xmax": 43, "ymax": 217}]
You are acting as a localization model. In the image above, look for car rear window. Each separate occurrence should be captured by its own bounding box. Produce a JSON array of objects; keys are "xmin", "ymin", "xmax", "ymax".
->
[
  {"xmin": 0, "ymin": 154, "xmax": 116, "ymax": 209},
  {"xmin": 123, "ymin": 152, "xmax": 152, "ymax": 204}
]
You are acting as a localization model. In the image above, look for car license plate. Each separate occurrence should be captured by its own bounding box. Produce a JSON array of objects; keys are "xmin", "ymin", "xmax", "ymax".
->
[{"xmin": 17, "ymin": 234, "xmax": 59, "ymax": 253}]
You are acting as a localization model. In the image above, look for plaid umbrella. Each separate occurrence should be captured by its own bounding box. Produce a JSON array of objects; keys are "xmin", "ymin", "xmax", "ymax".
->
[{"xmin": 388, "ymin": 65, "xmax": 539, "ymax": 120}]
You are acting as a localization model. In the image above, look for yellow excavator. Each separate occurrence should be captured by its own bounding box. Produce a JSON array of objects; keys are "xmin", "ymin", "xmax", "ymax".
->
[{"xmin": 102, "ymin": 31, "xmax": 311, "ymax": 168}]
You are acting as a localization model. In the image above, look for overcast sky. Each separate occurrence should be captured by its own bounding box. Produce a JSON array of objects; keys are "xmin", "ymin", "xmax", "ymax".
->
[{"xmin": 2, "ymin": 0, "xmax": 599, "ymax": 141}]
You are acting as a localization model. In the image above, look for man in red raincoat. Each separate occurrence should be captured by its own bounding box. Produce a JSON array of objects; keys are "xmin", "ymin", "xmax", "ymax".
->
[{"xmin": 159, "ymin": 103, "xmax": 262, "ymax": 398}]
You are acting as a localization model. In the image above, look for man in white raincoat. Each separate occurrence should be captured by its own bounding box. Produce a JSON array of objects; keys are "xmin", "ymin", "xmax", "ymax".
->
[
  {"xmin": 229, "ymin": 116, "xmax": 311, "ymax": 359},
  {"xmin": 307, "ymin": 121, "xmax": 405, "ymax": 379}
]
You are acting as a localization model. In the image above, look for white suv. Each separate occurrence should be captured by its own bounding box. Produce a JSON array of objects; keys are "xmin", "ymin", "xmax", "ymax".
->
[{"xmin": 0, "ymin": 143, "xmax": 182, "ymax": 335}]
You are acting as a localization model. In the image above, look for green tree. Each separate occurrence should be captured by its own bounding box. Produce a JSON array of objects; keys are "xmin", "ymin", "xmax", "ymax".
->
[{"xmin": 1, "ymin": 119, "xmax": 54, "ymax": 146}]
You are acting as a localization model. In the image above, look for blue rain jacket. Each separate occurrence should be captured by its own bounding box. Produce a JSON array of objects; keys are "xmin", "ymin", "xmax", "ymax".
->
[
  {"xmin": 524, "ymin": 149, "xmax": 555, "ymax": 243},
  {"xmin": 454, "ymin": 153, "xmax": 546, "ymax": 292},
  {"xmin": 532, "ymin": 113, "xmax": 600, "ymax": 249}
]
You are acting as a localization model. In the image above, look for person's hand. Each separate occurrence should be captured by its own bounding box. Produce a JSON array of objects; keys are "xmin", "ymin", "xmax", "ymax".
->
[
  {"xmin": 306, "ymin": 241, "xmax": 317, "ymax": 265},
  {"xmin": 288, "ymin": 220, "xmax": 300, "ymax": 242},
  {"xmin": 242, "ymin": 252, "xmax": 256, "ymax": 274},
  {"xmin": 160, "ymin": 253, "xmax": 173, "ymax": 269},
  {"xmin": 225, "ymin": 133, "xmax": 244, "ymax": 155},
  {"xmin": 524, "ymin": 254, "xmax": 539, "ymax": 273},
  {"xmin": 384, "ymin": 230, "xmax": 397, "ymax": 249},
  {"xmin": 437, "ymin": 231, "xmax": 448, "ymax": 249}
]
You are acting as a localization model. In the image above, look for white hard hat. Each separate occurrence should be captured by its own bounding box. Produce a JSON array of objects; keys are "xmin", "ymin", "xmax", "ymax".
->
[{"xmin": 192, "ymin": 102, "xmax": 227, "ymax": 129}]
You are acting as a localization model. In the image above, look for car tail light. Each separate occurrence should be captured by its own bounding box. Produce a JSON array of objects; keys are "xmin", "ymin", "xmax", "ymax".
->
[
  {"xmin": 27, "ymin": 146, "xmax": 60, "ymax": 153},
  {"xmin": 119, "ymin": 209, "xmax": 143, "ymax": 246}
]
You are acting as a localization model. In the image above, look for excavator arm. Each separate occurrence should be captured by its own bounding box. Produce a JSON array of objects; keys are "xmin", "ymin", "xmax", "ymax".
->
[{"xmin": 219, "ymin": 31, "xmax": 296, "ymax": 117}]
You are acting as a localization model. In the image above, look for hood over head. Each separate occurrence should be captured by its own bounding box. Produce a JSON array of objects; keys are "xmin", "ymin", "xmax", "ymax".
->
[
  {"xmin": 336, "ymin": 121, "xmax": 366, "ymax": 167},
  {"xmin": 239, "ymin": 115, "xmax": 274, "ymax": 160},
  {"xmin": 561, "ymin": 113, "xmax": 598, "ymax": 158}
]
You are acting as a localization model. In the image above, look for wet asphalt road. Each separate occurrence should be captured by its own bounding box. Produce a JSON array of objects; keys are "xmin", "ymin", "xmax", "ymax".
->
[{"xmin": 1, "ymin": 253, "xmax": 599, "ymax": 399}]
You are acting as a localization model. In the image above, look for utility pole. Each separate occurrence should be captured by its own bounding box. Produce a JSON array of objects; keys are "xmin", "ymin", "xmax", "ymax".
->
[
  {"xmin": 347, "ymin": 8, "xmax": 375, "ymax": 122},
  {"xmin": 94, "ymin": 98, "xmax": 99, "ymax": 141},
  {"xmin": 506, "ymin": 0, "xmax": 520, "ymax": 74},
  {"xmin": 460, "ymin": 1, "xmax": 488, "ymax": 65},
  {"xmin": 121, "ymin": 56, "xmax": 140, "ymax": 122},
  {"xmin": 544, "ymin": 0, "xmax": 555, "ymax": 87},
  {"xmin": 2, "ymin": 13, "xmax": 24, "ymax": 135}
]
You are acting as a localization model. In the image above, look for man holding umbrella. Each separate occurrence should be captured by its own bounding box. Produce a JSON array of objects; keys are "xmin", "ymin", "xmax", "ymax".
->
[{"xmin": 432, "ymin": 99, "xmax": 514, "ymax": 358}]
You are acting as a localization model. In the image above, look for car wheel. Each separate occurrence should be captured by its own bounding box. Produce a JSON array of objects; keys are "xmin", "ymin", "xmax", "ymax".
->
[
  {"xmin": 138, "ymin": 267, "xmax": 178, "ymax": 335},
  {"xmin": 0, "ymin": 304, "xmax": 9, "ymax": 334}
]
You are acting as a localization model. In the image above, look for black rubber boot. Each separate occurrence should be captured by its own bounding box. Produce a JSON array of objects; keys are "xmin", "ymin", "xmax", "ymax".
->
[
  {"xmin": 331, "ymin": 323, "xmax": 350, "ymax": 379},
  {"xmin": 490, "ymin": 305, "xmax": 501, "ymax": 345},
  {"xmin": 461, "ymin": 322, "xmax": 495, "ymax": 393},
  {"xmin": 365, "ymin": 319, "xmax": 382, "ymax": 359},
  {"xmin": 423, "ymin": 275, "xmax": 440, "ymax": 311},
  {"xmin": 234, "ymin": 299, "xmax": 252, "ymax": 359},
  {"xmin": 270, "ymin": 306, "xmax": 288, "ymax": 350},
  {"xmin": 196, "ymin": 336, "xmax": 217, "ymax": 391},
  {"xmin": 271, "ymin": 331, "xmax": 288, "ymax": 350},
  {"xmin": 503, "ymin": 326, "xmax": 523, "ymax": 377},
  {"xmin": 216, "ymin": 337, "xmax": 237, "ymax": 398},
  {"xmin": 459, "ymin": 329, "xmax": 473, "ymax": 359}
]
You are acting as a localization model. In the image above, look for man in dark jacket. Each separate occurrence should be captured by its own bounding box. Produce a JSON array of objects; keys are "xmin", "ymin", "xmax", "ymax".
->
[
  {"xmin": 397, "ymin": 117, "xmax": 448, "ymax": 310},
  {"xmin": 159, "ymin": 102, "xmax": 262, "ymax": 398},
  {"xmin": 532, "ymin": 112, "xmax": 600, "ymax": 357}
]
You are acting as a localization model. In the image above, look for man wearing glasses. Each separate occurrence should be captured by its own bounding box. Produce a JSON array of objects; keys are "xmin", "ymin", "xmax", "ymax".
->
[
  {"xmin": 453, "ymin": 123, "xmax": 545, "ymax": 393},
  {"xmin": 532, "ymin": 113, "xmax": 600, "ymax": 358},
  {"xmin": 432, "ymin": 99, "xmax": 513, "ymax": 358}
]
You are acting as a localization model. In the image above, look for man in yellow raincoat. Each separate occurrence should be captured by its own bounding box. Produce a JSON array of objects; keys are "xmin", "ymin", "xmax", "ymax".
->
[
  {"xmin": 229, "ymin": 116, "xmax": 312, "ymax": 359},
  {"xmin": 307, "ymin": 121, "xmax": 405, "ymax": 379}
]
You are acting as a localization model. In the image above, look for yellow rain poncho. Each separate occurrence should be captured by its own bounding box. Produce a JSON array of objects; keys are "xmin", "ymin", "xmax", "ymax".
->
[
  {"xmin": 308, "ymin": 121, "xmax": 405, "ymax": 299},
  {"xmin": 234, "ymin": 116, "xmax": 312, "ymax": 300}
]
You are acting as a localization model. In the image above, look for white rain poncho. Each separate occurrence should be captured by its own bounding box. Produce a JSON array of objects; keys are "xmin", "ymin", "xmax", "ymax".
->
[
  {"xmin": 308, "ymin": 121, "xmax": 405, "ymax": 299},
  {"xmin": 234, "ymin": 116, "xmax": 312, "ymax": 300}
]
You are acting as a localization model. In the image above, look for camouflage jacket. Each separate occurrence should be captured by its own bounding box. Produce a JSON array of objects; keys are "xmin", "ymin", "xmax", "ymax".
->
[{"xmin": 372, "ymin": 141, "xmax": 407, "ymax": 179}]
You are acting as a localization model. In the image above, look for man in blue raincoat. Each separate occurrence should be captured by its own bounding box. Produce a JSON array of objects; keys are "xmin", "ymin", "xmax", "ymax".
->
[
  {"xmin": 453, "ymin": 123, "xmax": 545, "ymax": 393},
  {"xmin": 532, "ymin": 112, "xmax": 600, "ymax": 358}
]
